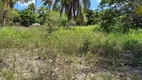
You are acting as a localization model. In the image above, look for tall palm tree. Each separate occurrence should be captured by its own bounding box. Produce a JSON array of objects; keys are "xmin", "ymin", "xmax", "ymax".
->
[
  {"xmin": 42, "ymin": 0, "xmax": 53, "ymax": 10},
  {"xmin": 48, "ymin": 0, "xmax": 91, "ymax": 21},
  {"xmin": 35, "ymin": 0, "xmax": 37, "ymax": 13},
  {"xmin": 2, "ymin": 0, "xmax": 7, "ymax": 27},
  {"xmin": 9, "ymin": 0, "xmax": 15, "ymax": 8},
  {"xmin": 1, "ymin": 0, "xmax": 28, "ymax": 27},
  {"xmin": 82, "ymin": 0, "xmax": 91, "ymax": 11}
]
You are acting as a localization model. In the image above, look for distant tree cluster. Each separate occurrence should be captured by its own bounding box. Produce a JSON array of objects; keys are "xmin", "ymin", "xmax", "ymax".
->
[
  {"xmin": 0, "ymin": 0, "xmax": 91, "ymax": 27},
  {"xmin": 86, "ymin": 0, "xmax": 142, "ymax": 32},
  {"xmin": 0, "ymin": 0, "xmax": 142, "ymax": 31}
]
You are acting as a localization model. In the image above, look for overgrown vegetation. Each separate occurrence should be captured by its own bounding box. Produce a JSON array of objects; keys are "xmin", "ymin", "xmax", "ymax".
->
[
  {"xmin": 0, "ymin": 26, "xmax": 142, "ymax": 80},
  {"xmin": 0, "ymin": 0, "xmax": 142, "ymax": 79},
  {"xmin": 87, "ymin": 0, "xmax": 142, "ymax": 32}
]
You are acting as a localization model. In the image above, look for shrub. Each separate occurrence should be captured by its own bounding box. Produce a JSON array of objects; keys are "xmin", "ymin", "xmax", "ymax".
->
[{"xmin": 19, "ymin": 10, "xmax": 39, "ymax": 27}]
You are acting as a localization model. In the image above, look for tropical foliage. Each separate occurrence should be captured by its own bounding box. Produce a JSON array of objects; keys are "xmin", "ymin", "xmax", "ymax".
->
[
  {"xmin": 96, "ymin": 0, "xmax": 142, "ymax": 31},
  {"xmin": 1, "ymin": 0, "xmax": 142, "ymax": 80}
]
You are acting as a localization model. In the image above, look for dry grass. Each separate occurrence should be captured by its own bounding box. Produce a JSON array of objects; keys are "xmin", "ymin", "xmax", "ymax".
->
[{"xmin": 0, "ymin": 26, "xmax": 142, "ymax": 80}]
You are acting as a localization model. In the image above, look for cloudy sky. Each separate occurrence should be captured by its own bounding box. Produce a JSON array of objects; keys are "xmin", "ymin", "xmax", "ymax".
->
[{"xmin": 14, "ymin": 0, "xmax": 101, "ymax": 10}]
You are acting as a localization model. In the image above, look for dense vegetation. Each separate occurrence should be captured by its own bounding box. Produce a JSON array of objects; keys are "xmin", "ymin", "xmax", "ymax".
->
[
  {"xmin": 0, "ymin": 0, "xmax": 142, "ymax": 80},
  {"xmin": 0, "ymin": 26, "xmax": 142, "ymax": 79}
]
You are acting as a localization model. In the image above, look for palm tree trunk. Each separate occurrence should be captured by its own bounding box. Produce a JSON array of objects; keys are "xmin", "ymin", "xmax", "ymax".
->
[
  {"xmin": 9, "ymin": 0, "xmax": 13, "ymax": 8},
  {"xmin": 2, "ymin": 0, "xmax": 7, "ymax": 27},
  {"xmin": 35, "ymin": 0, "xmax": 37, "ymax": 14}
]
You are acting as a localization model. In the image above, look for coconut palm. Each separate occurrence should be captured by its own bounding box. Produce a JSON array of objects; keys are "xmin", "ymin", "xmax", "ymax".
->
[
  {"xmin": 7, "ymin": 0, "xmax": 29, "ymax": 9},
  {"xmin": 46, "ymin": 0, "xmax": 91, "ymax": 21},
  {"xmin": 42, "ymin": 0, "xmax": 53, "ymax": 10},
  {"xmin": 1, "ymin": 0, "xmax": 8, "ymax": 27},
  {"xmin": 35, "ymin": 0, "xmax": 37, "ymax": 13},
  {"xmin": 1, "ymin": 0, "xmax": 28, "ymax": 27}
]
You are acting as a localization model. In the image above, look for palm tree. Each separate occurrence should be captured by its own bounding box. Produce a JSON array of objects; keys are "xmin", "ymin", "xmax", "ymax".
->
[
  {"xmin": 42, "ymin": 0, "xmax": 53, "ymax": 10},
  {"xmin": 1, "ymin": 0, "xmax": 7, "ymax": 27},
  {"xmin": 9, "ymin": 0, "xmax": 15, "ymax": 8},
  {"xmin": 49, "ymin": 0, "xmax": 91, "ymax": 22},
  {"xmin": 1, "ymin": 0, "xmax": 28, "ymax": 27},
  {"xmin": 35, "ymin": 0, "xmax": 37, "ymax": 13}
]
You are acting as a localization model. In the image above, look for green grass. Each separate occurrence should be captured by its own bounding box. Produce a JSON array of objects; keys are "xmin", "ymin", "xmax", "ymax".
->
[
  {"xmin": 0, "ymin": 26, "xmax": 142, "ymax": 61},
  {"xmin": 0, "ymin": 26, "xmax": 142, "ymax": 79},
  {"xmin": 0, "ymin": 26, "xmax": 142, "ymax": 58}
]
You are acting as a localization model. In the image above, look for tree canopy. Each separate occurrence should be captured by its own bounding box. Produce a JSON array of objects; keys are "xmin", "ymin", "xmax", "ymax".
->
[{"xmin": 0, "ymin": 0, "xmax": 142, "ymax": 29}]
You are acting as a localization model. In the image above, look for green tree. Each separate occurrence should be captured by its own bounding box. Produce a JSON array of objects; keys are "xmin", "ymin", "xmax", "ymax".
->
[
  {"xmin": 19, "ymin": 4, "xmax": 39, "ymax": 26},
  {"xmin": 1, "ymin": 0, "xmax": 8, "ymax": 27},
  {"xmin": 43, "ymin": 0, "xmax": 91, "ymax": 23},
  {"xmin": 96, "ymin": 0, "xmax": 142, "ymax": 31},
  {"xmin": 42, "ymin": 0, "xmax": 53, "ymax": 10},
  {"xmin": 38, "ymin": 6, "xmax": 49, "ymax": 25},
  {"xmin": 86, "ymin": 9, "xmax": 96, "ymax": 25},
  {"xmin": 28, "ymin": 3, "xmax": 35, "ymax": 13},
  {"xmin": 19, "ymin": 10, "xmax": 38, "ymax": 26},
  {"xmin": 0, "ymin": 0, "xmax": 28, "ymax": 27}
]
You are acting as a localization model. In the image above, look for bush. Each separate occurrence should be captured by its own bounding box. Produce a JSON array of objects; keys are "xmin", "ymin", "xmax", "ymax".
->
[{"xmin": 19, "ymin": 10, "xmax": 39, "ymax": 27}]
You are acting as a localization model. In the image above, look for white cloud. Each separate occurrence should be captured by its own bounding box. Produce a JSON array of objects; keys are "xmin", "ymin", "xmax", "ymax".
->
[
  {"xmin": 96, "ymin": 0, "xmax": 101, "ymax": 3},
  {"xmin": 17, "ymin": 0, "xmax": 35, "ymax": 6}
]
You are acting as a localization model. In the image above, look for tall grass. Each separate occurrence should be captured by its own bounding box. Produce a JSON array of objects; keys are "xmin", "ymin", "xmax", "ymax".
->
[
  {"xmin": 0, "ymin": 26, "xmax": 142, "ymax": 59},
  {"xmin": 0, "ymin": 26, "xmax": 142, "ymax": 79}
]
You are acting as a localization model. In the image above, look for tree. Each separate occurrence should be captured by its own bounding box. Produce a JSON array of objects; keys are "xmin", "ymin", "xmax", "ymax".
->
[
  {"xmin": 96, "ymin": 0, "xmax": 142, "ymax": 31},
  {"xmin": 1, "ymin": 0, "xmax": 7, "ymax": 27},
  {"xmin": 8, "ymin": 0, "xmax": 29, "ymax": 9},
  {"xmin": 1, "ymin": 0, "xmax": 29, "ymax": 27},
  {"xmin": 86, "ymin": 9, "xmax": 96, "ymax": 25},
  {"xmin": 19, "ymin": 4, "xmax": 39, "ymax": 26},
  {"xmin": 43, "ymin": 0, "xmax": 91, "ymax": 23},
  {"xmin": 9, "ymin": 0, "xmax": 15, "ymax": 8},
  {"xmin": 38, "ymin": 6, "xmax": 49, "ymax": 25},
  {"xmin": 42, "ymin": 0, "xmax": 53, "ymax": 10},
  {"xmin": 28, "ymin": 3, "xmax": 35, "ymax": 13}
]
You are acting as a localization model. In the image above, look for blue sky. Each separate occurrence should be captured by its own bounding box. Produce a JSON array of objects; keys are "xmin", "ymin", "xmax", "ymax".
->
[{"xmin": 14, "ymin": 0, "xmax": 101, "ymax": 10}]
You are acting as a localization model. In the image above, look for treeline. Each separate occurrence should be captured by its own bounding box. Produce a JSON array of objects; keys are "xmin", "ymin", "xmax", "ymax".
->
[
  {"xmin": 0, "ymin": 0, "xmax": 142, "ymax": 31},
  {"xmin": 87, "ymin": 0, "xmax": 142, "ymax": 32},
  {"xmin": 0, "ymin": 0, "xmax": 91, "ymax": 27},
  {"xmin": 12, "ymin": 4, "xmax": 68, "ymax": 27}
]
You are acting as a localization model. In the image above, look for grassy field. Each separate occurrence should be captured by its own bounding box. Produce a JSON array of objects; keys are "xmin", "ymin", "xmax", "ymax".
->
[{"xmin": 0, "ymin": 26, "xmax": 142, "ymax": 80}]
